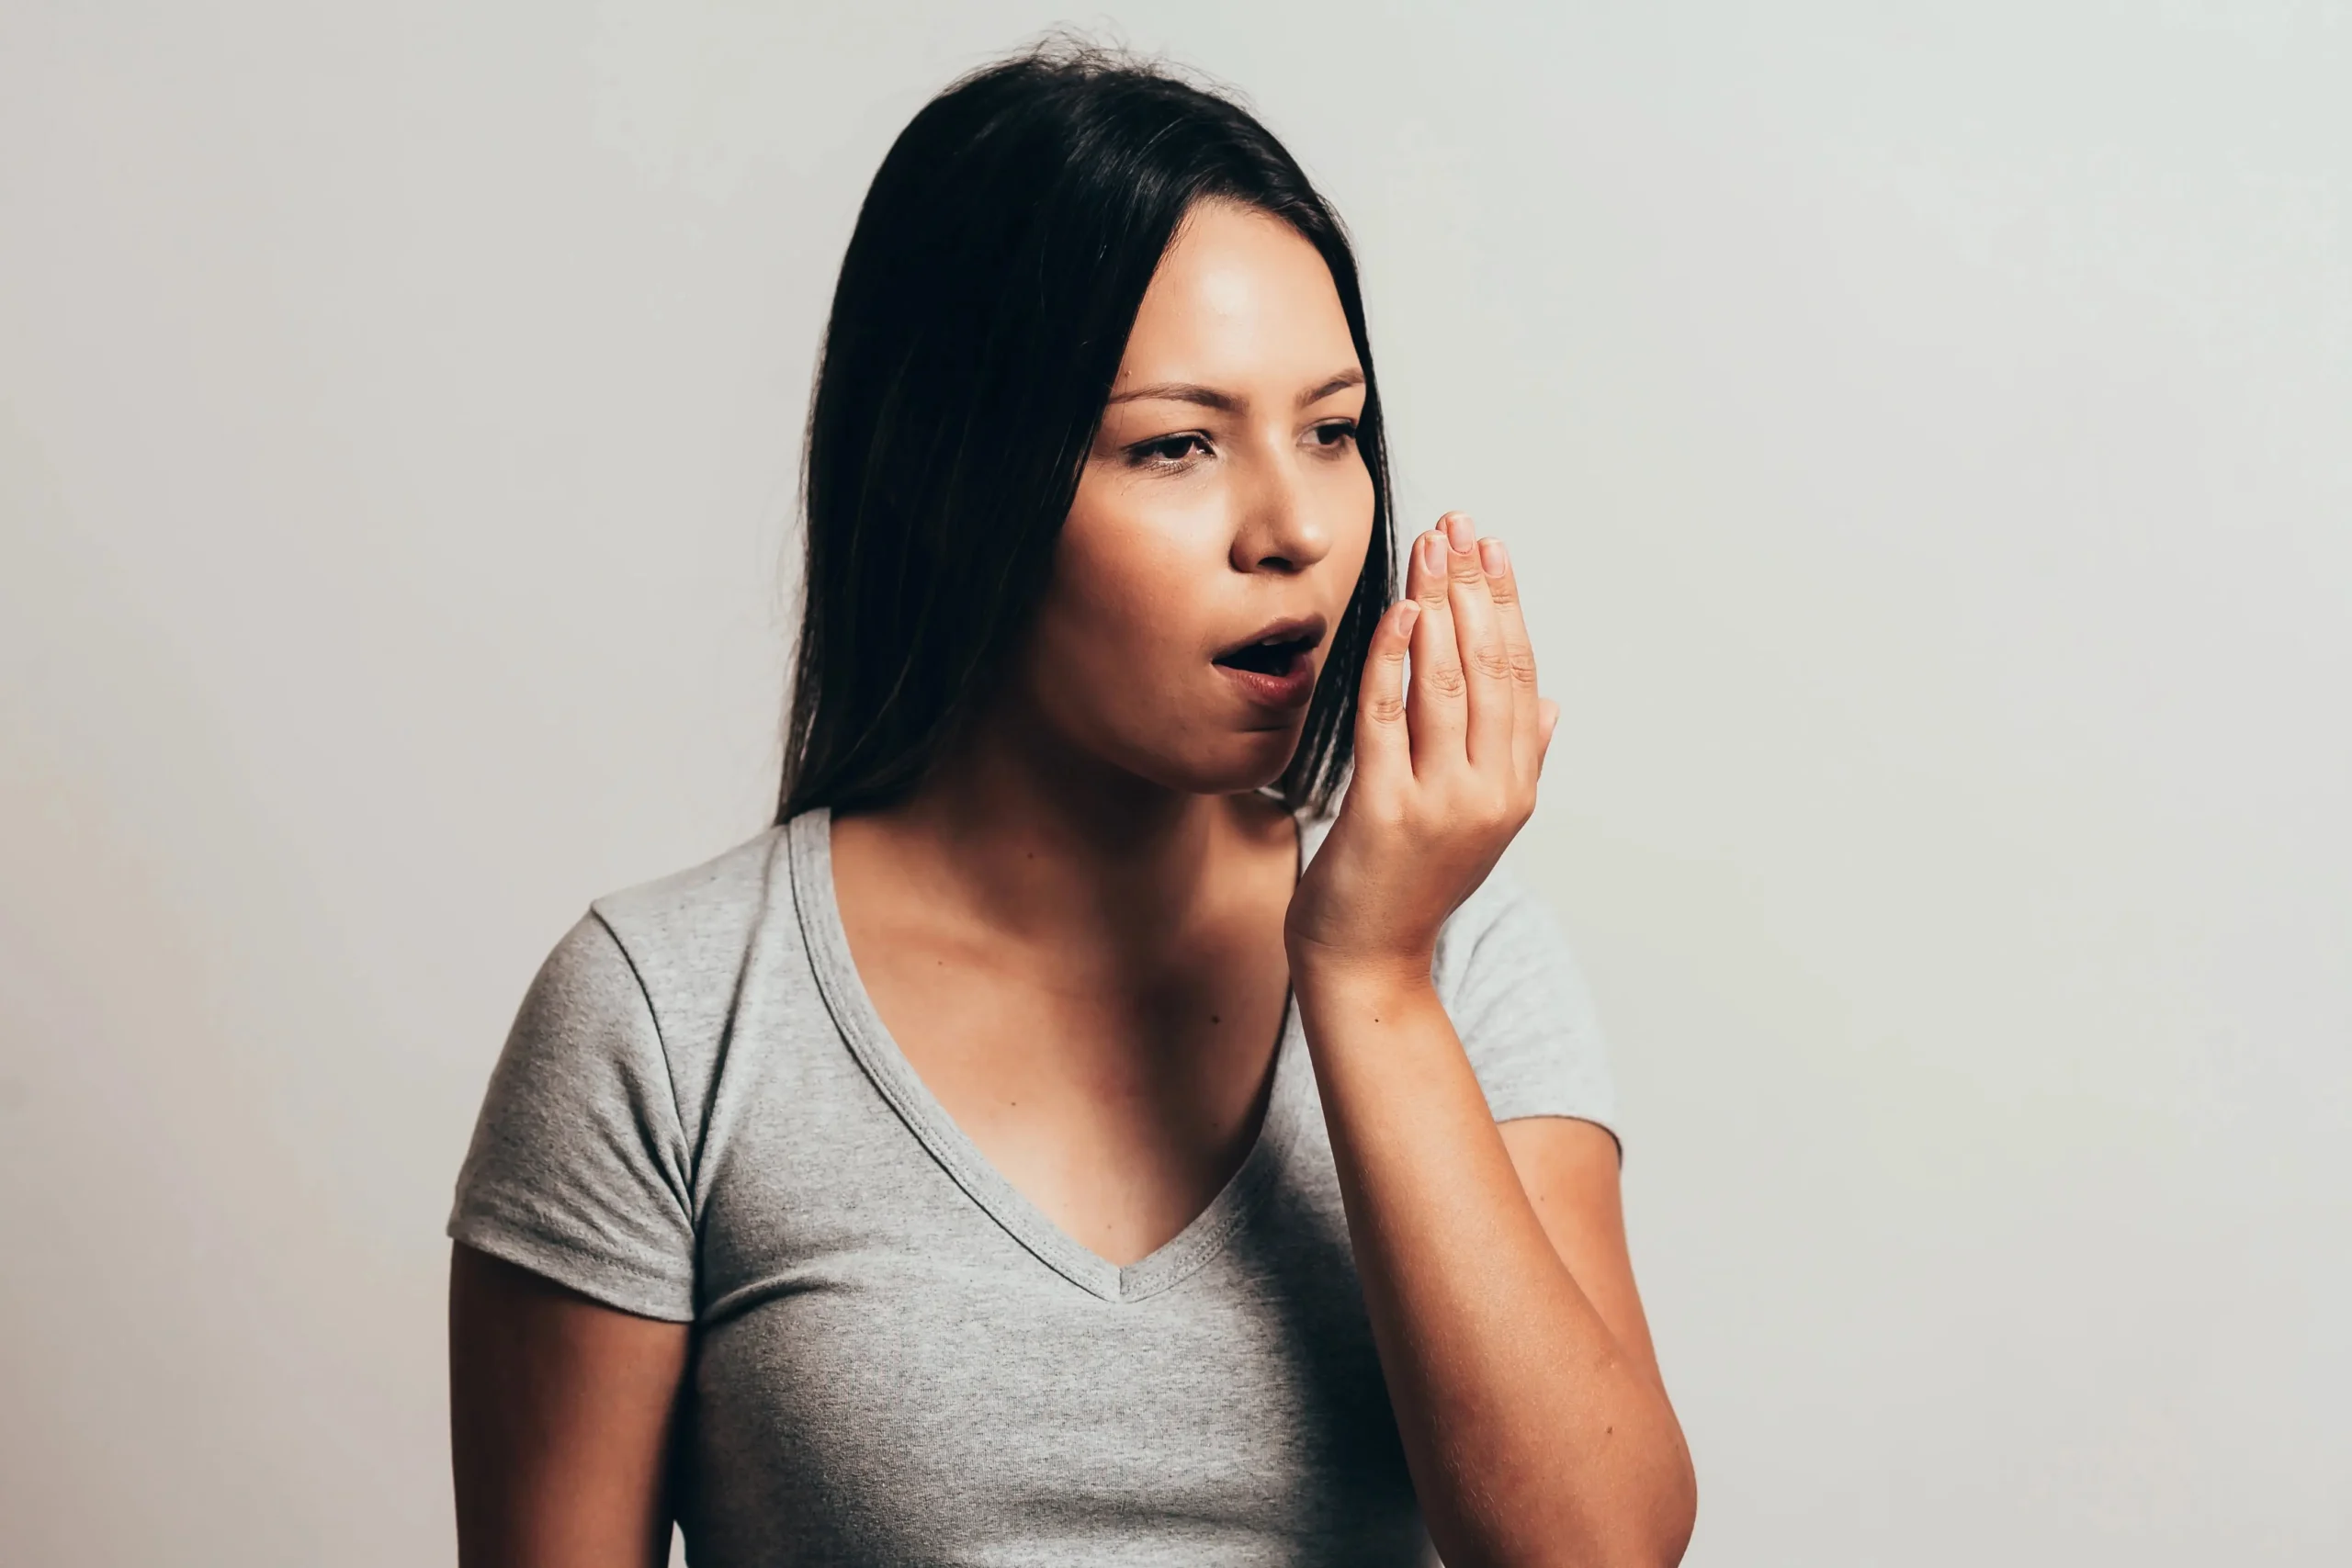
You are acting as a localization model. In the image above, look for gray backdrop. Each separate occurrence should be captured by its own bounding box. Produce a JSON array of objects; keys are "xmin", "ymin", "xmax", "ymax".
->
[{"xmin": 2, "ymin": 3, "xmax": 2345, "ymax": 1563}]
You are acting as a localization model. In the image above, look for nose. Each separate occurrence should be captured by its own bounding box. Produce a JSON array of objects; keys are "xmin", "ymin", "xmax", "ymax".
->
[{"xmin": 1227, "ymin": 438, "xmax": 1334, "ymax": 576}]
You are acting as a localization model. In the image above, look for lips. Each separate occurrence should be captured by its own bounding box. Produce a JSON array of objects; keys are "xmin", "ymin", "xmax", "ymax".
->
[
  {"xmin": 1212, "ymin": 614, "xmax": 1327, "ymax": 710},
  {"xmin": 1211, "ymin": 615, "xmax": 1328, "ymax": 675}
]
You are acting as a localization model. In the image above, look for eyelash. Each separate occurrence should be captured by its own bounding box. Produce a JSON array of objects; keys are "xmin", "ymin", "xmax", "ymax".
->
[{"xmin": 1124, "ymin": 420, "xmax": 1360, "ymax": 470}]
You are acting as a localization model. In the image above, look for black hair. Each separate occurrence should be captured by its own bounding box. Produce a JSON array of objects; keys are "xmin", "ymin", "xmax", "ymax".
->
[{"xmin": 776, "ymin": 41, "xmax": 1395, "ymax": 822}]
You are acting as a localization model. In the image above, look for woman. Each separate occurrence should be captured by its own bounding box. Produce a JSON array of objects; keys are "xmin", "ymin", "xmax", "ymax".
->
[{"xmin": 448, "ymin": 44, "xmax": 1696, "ymax": 1568}]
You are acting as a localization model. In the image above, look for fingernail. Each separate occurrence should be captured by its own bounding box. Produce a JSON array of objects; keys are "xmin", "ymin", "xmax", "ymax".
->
[
  {"xmin": 1396, "ymin": 600, "xmax": 1420, "ymax": 633},
  {"xmin": 1479, "ymin": 538, "xmax": 1507, "ymax": 576},
  {"xmin": 1419, "ymin": 533, "xmax": 1445, "ymax": 573},
  {"xmin": 1444, "ymin": 513, "xmax": 1476, "ymax": 552}
]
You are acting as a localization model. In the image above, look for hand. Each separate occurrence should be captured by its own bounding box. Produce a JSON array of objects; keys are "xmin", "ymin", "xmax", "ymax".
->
[{"xmin": 1284, "ymin": 512, "xmax": 1557, "ymax": 988}]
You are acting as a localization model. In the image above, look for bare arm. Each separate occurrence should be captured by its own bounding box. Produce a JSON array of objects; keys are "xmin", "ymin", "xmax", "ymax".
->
[
  {"xmin": 1286, "ymin": 514, "xmax": 1697, "ymax": 1566},
  {"xmin": 1298, "ymin": 982, "xmax": 1694, "ymax": 1566},
  {"xmin": 448, "ymin": 1243, "xmax": 692, "ymax": 1568},
  {"xmin": 1498, "ymin": 1118, "xmax": 1671, "ymax": 1404}
]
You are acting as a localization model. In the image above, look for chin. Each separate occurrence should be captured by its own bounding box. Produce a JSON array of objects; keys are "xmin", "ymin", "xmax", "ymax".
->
[{"xmin": 1127, "ymin": 727, "xmax": 1305, "ymax": 799}]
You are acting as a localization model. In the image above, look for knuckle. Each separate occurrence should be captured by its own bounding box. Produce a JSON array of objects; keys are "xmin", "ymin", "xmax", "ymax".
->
[
  {"xmin": 1470, "ymin": 645, "xmax": 1514, "ymax": 682},
  {"xmin": 1424, "ymin": 661, "xmax": 1468, "ymax": 698},
  {"xmin": 1365, "ymin": 692, "xmax": 1407, "ymax": 724},
  {"xmin": 1510, "ymin": 648, "xmax": 1539, "ymax": 685}
]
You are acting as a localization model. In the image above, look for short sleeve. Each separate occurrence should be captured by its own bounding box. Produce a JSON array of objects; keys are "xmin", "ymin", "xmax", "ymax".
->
[
  {"xmin": 1434, "ymin": 864, "xmax": 1624, "ymax": 1159},
  {"xmin": 447, "ymin": 912, "xmax": 698, "ymax": 1321}
]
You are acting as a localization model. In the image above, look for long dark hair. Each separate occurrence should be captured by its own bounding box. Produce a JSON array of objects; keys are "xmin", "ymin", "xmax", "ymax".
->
[{"xmin": 776, "ymin": 42, "xmax": 1396, "ymax": 822}]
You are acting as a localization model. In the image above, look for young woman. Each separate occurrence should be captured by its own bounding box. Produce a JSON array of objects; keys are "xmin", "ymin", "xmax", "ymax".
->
[{"xmin": 447, "ymin": 45, "xmax": 1696, "ymax": 1568}]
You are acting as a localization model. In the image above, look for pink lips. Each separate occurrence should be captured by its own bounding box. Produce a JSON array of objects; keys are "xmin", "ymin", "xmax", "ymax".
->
[
  {"xmin": 1215, "ymin": 653, "xmax": 1317, "ymax": 709},
  {"xmin": 1211, "ymin": 614, "xmax": 1327, "ymax": 711}
]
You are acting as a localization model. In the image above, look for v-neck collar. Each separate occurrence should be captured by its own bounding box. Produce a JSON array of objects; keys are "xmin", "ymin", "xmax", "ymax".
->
[{"xmin": 786, "ymin": 806, "xmax": 1328, "ymax": 1304}]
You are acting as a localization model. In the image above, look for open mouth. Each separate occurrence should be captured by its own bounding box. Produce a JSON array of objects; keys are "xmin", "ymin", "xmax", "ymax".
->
[
  {"xmin": 1210, "ymin": 615, "xmax": 1327, "ymax": 710},
  {"xmin": 1213, "ymin": 612, "xmax": 1327, "ymax": 676},
  {"xmin": 1213, "ymin": 632, "xmax": 1318, "ymax": 677}
]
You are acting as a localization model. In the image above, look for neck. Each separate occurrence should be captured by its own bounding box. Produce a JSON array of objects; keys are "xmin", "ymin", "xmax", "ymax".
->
[{"xmin": 848, "ymin": 694, "xmax": 1283, "ymax": 951}]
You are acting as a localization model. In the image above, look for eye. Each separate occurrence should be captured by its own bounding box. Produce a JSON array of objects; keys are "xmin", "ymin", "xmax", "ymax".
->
[
  {"xmin": 1128, "ymin": 433, "xmax": 1213, "ymax": 468},
  {"xmin": 1308, "ymin": 419, "xmax": 1360, "ymax": 451}
]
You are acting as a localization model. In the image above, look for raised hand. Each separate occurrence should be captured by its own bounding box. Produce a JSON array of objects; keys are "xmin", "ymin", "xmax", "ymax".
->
[{"xmin": 1284, "ymin": 511, "xmax": 1557, "ymax": 986}]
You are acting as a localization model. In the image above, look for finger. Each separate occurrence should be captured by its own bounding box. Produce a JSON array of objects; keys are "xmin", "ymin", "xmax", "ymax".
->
[
  {"xmin": 1479, "ymin": 536, "xmax": 1542, "ymax": 780},
  {"xmin": 1537, "ymin": 696, "xmax": 1559, "ymax": 773},
  {"xmin": 1353, "ymin": 598, "xmax": 1419, "ymax": 780},
  {"xmin": 1442, "ymin": 513, "xmax": 1513, "ymax": 769},
  {"xmin": 1405, "ymin": 526, "xmax": 1466, "ymax": 772}
]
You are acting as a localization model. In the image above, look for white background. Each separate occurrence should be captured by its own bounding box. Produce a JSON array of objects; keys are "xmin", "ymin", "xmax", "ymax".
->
[{"xmin": 3, "ymin": 3, "xmax": 2346, "ymax": 1562}]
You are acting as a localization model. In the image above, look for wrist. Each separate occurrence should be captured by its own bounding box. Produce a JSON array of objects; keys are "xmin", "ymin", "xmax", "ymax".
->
[{"xmin": 1285, "ymin": 942, "xmax": 1440, "ymax": 1014}]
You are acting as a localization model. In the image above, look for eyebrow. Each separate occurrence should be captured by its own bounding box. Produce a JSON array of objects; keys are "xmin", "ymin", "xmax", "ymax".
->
[{"xmin": 1104, "ymin": 367, "xmax": 1365, "ymax": 412}]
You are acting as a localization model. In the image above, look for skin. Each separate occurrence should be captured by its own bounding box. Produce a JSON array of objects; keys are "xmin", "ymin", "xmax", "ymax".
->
[{"xmin": 450, "ymin": 199, "xmax": 1697, "ymax": 1566}]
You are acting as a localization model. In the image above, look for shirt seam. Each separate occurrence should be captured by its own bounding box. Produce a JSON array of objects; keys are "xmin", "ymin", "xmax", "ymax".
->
[
  {"xmin": 585, "ymin": 906, "xmax": 697, "ymax": 1218},
  {"xmin": 449, "ymin": 1203, "xmax": 697, "ymax": 1303}
]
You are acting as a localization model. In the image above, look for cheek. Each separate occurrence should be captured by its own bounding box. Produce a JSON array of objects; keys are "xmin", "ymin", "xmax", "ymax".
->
[
  {"xmin": 1042, "ymin": 478, "xmax": 1224, "ymax": 658},
  {"xmin": 1327, "ymin": 459, "xmax": 1378, "ymax": 563}
]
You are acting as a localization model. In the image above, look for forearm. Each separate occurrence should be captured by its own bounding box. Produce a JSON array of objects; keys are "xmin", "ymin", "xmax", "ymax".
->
[{"xmin": 1295, "ymin": 964, "xmax": 1695, "ymax": 1568}]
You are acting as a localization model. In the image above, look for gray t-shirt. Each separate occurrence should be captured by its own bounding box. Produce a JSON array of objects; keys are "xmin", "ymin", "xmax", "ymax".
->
[{"xmin": 448, "ymin": 807, "xmax": 1620, "ymax": 1566}]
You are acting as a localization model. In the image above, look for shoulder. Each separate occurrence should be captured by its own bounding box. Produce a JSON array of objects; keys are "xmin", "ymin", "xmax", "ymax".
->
[
  {"xmin": 1432, "ymin": 856, "xmax": 1561, "ymax": 987},
  {"xmin": 588, "ymin": 823, "xmax": 793, "ymax": 976},
  {"xmin": 499, "ymin": 822, "xmax": 795, "ymax": 1067},
  {"xmin": 463, "ymin": 826, "xmax": 799, "ymax": 1168},
  {"xmin": 570, "ymin": 822, "xmax": 803, "ymax": 1087},
  {"xmin": 1438, "ymin": 856, "xmax": 1620, "ymax": 1134}
]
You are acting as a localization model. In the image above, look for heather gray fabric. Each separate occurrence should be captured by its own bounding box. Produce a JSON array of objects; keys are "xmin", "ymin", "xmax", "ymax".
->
[{"xmin": 448, "ymin": 807, "xmax": 1621, "ymax": 1566}]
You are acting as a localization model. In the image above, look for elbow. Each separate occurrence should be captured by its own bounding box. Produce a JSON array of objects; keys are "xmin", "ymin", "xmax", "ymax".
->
[
  {"xmin": 1458, "ymin": 1443, "xmax": 1699, "ymax": 1568},
  {"xmin": 1621, "ymin": 1371, "xmax": 1699, "ymax": 1567},
  {"xmin": 1627, "ymin": 1425, "xmax": 1699, "ymax": 1568},
  {"xmin": 1651, "ymin": 1447, "xmax": 1699, "ymax": 1566},
  {"xmin": 1555, "ymin": 1422, "xmax": 1700, "ymax": 1568},
  {"xmin": 1625, "ymin": 1409, "xmax": 1699, "ymax": 1568}
]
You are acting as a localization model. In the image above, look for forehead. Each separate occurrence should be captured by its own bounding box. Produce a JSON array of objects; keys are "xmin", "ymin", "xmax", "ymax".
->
[{"xmin": 1113, "ymin": 201, "xmax": 1358, "ymax": 389}]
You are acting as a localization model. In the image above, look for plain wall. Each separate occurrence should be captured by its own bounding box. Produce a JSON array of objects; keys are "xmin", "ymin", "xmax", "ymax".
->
[{"xmin": 2, "ymin": 3, "xmax": 2345, "ymax": 1562}]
